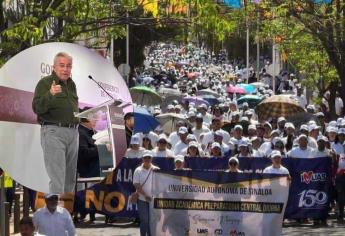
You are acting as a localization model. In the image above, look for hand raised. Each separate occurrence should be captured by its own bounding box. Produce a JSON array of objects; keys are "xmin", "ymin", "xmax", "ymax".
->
[{"xmin": 50, "ymin": 80, "xmax": 62, "ymax": 96}]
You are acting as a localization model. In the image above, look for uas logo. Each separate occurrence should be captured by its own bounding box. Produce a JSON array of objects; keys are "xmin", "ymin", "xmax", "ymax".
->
[
  {"xmin": 300, "ymin": 171, "xmax": 326, "ymax": 184},
  {"xmin": 229, "ymin": 230, "xmax": 245, "ymax": 236},
  {"xmin": 197, "ymin": 228, "xmax": 208, "ymax": 235}
]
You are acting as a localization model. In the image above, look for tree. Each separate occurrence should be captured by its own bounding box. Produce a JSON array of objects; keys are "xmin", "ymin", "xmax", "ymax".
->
[{"xmin": 258, "ymin": 0, "xmax": 345, "ymax": 117}]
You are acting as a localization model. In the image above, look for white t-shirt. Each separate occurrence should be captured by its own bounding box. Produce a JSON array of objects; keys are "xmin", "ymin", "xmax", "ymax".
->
[
  {"xmin": 168, "ymin": 132, "xmax": 180, "ymax": 148},
  {"xmin": 125, "ymin": 147, "xmax": 146, "ymax": 158},
  {"xmin": 173, "ymin": 141, "xmax": 189, "ymax": 155},
  {"xmin": 313, "ymin": 149, "xmax": 331, "ymax": 158},
  {"xmin": 151, "ymin": 147, "xmax": 174, "ymax": 158},
  {"xmin": 308, "ymin": 137, "xmax": 318, "ymax": 149},
  {"xmin": 287, "ymin": 147, "xmax": 315, "ymax": 158},
  {"xmin": 33, "ymin": 206, "xmax": 75, "ymax": 236},
  {"xmin": 192, "ymin": 126, "xmax": 210, "ymax": 142},
  {"xmin": 201, "ymin": 130, "xmax": 231, "ymax": 147},
  {"xmin": 263, "ymin": 165, "xmax": 290, "ymax": 175},
  {"xmin": 336, "ymin": 97, "xmax": 343, "ymax": 116},
  {"xmin": 331, "ymin": 142, "xmax": 344, "ymax": 155},
  {"xmin": 133, "ymin": 164, "xmax": 159, "ymax": 201}
]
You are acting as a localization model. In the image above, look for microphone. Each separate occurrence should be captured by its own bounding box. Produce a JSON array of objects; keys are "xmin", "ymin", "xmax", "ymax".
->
[{"xmin": 88, "ymin": 75, "xmax": 116, "ymax": 100}]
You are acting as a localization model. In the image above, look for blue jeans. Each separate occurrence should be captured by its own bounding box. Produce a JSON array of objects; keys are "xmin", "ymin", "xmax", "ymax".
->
[{"xmin": 138, "ymin": 199, "xmax": 151, "ymax": 236}]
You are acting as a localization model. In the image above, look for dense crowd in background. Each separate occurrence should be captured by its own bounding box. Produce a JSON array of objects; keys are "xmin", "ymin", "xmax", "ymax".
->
[{"xmin": 126, "ymin": 43, "xmax": 345, "ymax": 226}]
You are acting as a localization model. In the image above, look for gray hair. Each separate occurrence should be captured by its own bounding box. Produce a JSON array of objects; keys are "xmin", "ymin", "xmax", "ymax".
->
[{"xmin": 53, "ymin": 52, "xmax": 73, "ymax": 65}]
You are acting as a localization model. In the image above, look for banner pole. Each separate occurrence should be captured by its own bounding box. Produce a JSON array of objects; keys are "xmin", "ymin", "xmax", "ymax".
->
[{"xmin": 0, "ymin": 175, "xmax": 5, "ymax": 236}]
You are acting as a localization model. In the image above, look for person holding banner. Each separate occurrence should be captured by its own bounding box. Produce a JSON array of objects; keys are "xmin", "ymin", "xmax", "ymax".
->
[
  {"xmin": 32, "ymin": 52, "xmax": 79, "ymax": 194},
  {"xmin": 133, "ymin": 151, "xmax": 159, "ymax": 236},
  {"xmin": 226, "ymin": 157, "xmax": 243, "ymax": 173},
  {"xmin": 263, "ymin": 151, "xmax": 290, "ymax": 175}
]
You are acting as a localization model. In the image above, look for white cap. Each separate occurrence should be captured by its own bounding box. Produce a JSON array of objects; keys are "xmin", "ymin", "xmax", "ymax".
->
[
  {"xmin": 308, "ymin": 124, "xmax": 320, "ymax": 132},
  {"xmin": 300, "ymin": 124, "xmax": 309, "ymax": 131},
  {"xmin": 317, "ymin": 135, "xmax": 328, "ymax": 142},
  {"xmin": 187, "ymin": 134, "xmax": 197, "ymax": 141},
  {"xmin": 188, "ymin": 141, "xmax": 199, "ymax": 148},
  {"xmin": 187, "ymin": 111, "xmax": 196, "ymax": 118},
  {"xmin": 142, "ymin": 150, "xmax": 153, "ymax": 158},
  {"xmin": 234, "ymin": 125, "xmax": 243, "ymax": 130},
  {"xmin": 270, "ymin": 150, "xmax": 282, "ymax": 158},
  {"xmin": 158, "ymin": 134, "xmax": 168, "ymax": 142},
  {"xmin": 167, "ymin": 104, "xmax": 174, "ymax": 110},
  {"xmin": 211, "ymin": 142, "xmax": 221, "ymax": 149},
  {"xmin": 284, "ymin": 122, "xmax": 295, "ymax": 130},
  {"xmin": 130, "ymin": 135, "xmax": 140, "ymax": 145},
  {"xmin": 248, "ymin": 124, "xmax": 256, "ymax": 130},
  {"xmin": 338, "ymin": 128, "xmax": 345, "ymax": 135},
  {"xmin": 178, "ymin": 127, "xmax": 188, "ymax": 134},
  {"xmin": 327, "ymin": 126, "xmax": 338, "ymax": 133},
  {"xmin": 264, "ymin": 122, "xmax": 272, "ymax": 130},
  {"xmin": 329, "ymin": 121, "xmax": 337, "ymax": 127},
  {"xmin": 229, "ymin": 156, "xmax": 239, "ymax": 164},
  {"xmin": 45, "ymin": 193, "xmax": 58, "ymax": 199},
  {"xmin": 278, "ymin": 117, "xmax": 286, "ymax": 123},
  {"xmin": 174, "ymin": 155, "xmax": 184, "ymax": 163},
  {"xmin": 238, "ymin": 140, "xmax": 249, "ymax": 147},
  {"xmin": 298, "ymin": 134, "xmax": 308, "ymax": 141}
]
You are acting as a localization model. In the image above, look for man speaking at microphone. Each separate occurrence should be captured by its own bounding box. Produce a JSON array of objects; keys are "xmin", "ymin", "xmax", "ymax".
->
[{"xmin": 32, "ymin": 52, "xmax": 79, "ymax": 194}]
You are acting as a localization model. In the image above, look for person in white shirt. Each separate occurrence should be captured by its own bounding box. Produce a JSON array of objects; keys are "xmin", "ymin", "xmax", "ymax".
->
[
  {"xmin": 151, "ymin": 134, "xmax": 174, "ymax": 158},
  {"xmin": 209, "ymin": 142, "xmax": 223, "ymax": 158},
  {"xmin": 192, "ymin": 113, "xmax": 210, "ymax": 142},
  {"xmin": 263, "ymin": 150, "xmax": 290, "ymax": 175},
  {"xmin": 335, "ymin": 153, "xmax": 345, "ymax": 222},
  {"xmin": 313, "ymin": 135, "xmax": 332, "ymax": 158},
  {"xmin": 201, "ymin": 118, "xmax": 230, "ymax": 149},
  {"xmin": 335, "ymin": 95, "xmax": 344, "ymax": 116},
  {"xmin": 287, "ymin": 134, "xmax": 315, "ymax": 158},
  {"xmin": 33, "ymin": 194, "xmax": 75, "ymax": 236},
  {"xmin": 236, "ymin": 140, "xmax": 252, "ymax": 158},
  {"xmin": 168, "ymin": 121, "xmax": 185, "ymax": 148},
  {"xmin": 125, "ymin": 135, "xmax": 146, "ymax": 158},
  {"xmin": 226, "ymin": 157, "xmax": 243, "ymax": 173},
  {"xmin": 328, "ymin": 127, "xmax": 345, "ymax": 155},
  {"xmin": 133, "ymin": 151, "xmax": 160, "ymax": 236},
  {"xmin": 197, "ymin": 104, "xmax": 212, "ymax": 125},
  {"xmin": 173, "ymin": 127, "xmax": 189, "ymax": 155},
  {"xmin": 308, "ymin": 124, "xmax": 319, "ymax": 149}
]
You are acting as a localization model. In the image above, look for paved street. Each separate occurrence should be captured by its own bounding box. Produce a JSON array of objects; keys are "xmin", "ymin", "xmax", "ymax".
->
[{"xmin": 74, "ymin": 216, "xmax": 345, "ymax": 236}]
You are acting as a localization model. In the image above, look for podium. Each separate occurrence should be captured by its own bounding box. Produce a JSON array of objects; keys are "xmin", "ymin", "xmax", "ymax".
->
[{"xmin": 75, "ymin": 99, "xmax": 130, "ymax": 173}]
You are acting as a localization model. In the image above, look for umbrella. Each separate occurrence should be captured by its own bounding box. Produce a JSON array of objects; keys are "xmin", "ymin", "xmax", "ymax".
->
[
  {"xmin": 236, "ymin": 83, "xmax": 256, "ymax": 94},
  {"xmin": 250, "ymin": 82, "xmax": 265, "ymax": 88},
  {"xmin": 188, "ymin": 72, "xmax": 199, "ymax": 79},
  {"xmin": 134, "ymin": 106, "xmax": 159, "ymax": 134},
  {"xmin": 196, "ymin": 88, "xmax": 220, "ymax": 98},
  {"xmin": 226, "ymin": 85, "xmax": 246, "ymax": 94},
  {"xmin": 130, "ymin": 86, "xmax": 162, "ymax": 106},
  {"xmin": 158, "ymin": 87, "xmax": 181, "ymax": 97},
  {"xmin": 256, "ymin": 95, "xmax": 305, "ymax": 121},
  {"xmin": 199, "ymin": 95, "xmax": 220, "ymax": 106},
  {"xmin": 156, "ymin": 113, "xmax": 187, "ymax": 134},
  {"xmin": 237, "ymin": 95, "xmax": 263, "ymax": 108},
  {"xmin": 182, "ymin": 96, "xmax": 210, "ymax": 106}
]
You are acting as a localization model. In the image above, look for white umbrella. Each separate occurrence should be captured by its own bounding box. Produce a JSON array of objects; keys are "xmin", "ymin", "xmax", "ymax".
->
[{"xmin": 156, "ymin": 113, "xmax": 187, "ymax": 134}]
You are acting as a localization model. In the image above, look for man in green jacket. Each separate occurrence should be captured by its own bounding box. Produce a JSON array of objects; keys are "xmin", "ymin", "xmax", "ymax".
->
[{"xmin": 32, "ymin": 52, "xmax": 79, "ymax": 194}]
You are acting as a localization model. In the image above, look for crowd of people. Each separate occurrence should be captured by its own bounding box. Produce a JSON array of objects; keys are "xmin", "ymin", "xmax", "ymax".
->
[{"xmin": 126, "ymin": 43, "xmax": 345, "ymax": 234}]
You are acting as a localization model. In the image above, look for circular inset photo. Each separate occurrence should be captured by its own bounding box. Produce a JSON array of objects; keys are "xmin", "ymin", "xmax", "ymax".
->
[{"xmin": 0, "ymin": 42, "xmax": 132, "ymax": 194}]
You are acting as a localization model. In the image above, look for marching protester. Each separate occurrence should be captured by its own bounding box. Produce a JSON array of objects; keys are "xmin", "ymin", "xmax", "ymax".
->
[
  {"xmin": 226, "ymin": 157, "xmax": 243, "ymax": 173},
  {"xmin": 133, "ymin": 151, "xmax": 160, "ymax": 236},
  {"xmin": 263, "ymin": 151, "xmax": 290, "ymax": 175},
  {"xmin": 33, "ymin": 194, "xmax": 75, "ymax": 236}
]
